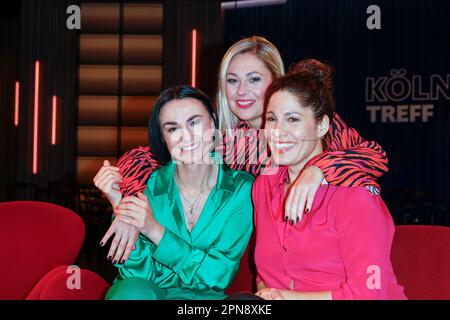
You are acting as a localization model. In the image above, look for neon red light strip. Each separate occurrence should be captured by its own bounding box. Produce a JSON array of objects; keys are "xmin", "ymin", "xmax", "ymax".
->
[
  {"xmin": 191, "ymin": 29, "xmax": 197, "ymax": 87},
  {"xmin": 33, "ymin": 61, "xmax": 40, "ymax": 174},
  {"xmin": 14, "ymin": 81, "xmax": 19, "ymax": 127},
  {"xmin": 51, "ymin": 95, "xmax": 57, "ymax": 145}
]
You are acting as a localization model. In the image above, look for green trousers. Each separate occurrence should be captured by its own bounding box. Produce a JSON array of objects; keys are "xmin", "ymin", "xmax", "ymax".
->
[
  {"xmin": 105, "ymin": 277, "xmax": 226, "ymax": 300},
  {"xmin": 105, "ymin": 277, "xmax": 166, "ymax": 300}
]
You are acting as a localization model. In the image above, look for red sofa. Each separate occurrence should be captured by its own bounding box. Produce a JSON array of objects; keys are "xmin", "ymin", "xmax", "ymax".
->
[
  {"xmin": 228, "ymin": 224, "xmax": 450, "ymax": 300},
  {"xmin": 9, "ymin": 201, "xmax": 447, "ymax": 300},
  {"xmin": 226, "ymin": 234, "xmax": 256, "ymax": 295},
  {"xmin": 0, "ymin": 201, "xmax": 109, "ymax": 300},
  {"xmin": 391, "ymin": 225, "xmax": 450, "ymax": 300}
]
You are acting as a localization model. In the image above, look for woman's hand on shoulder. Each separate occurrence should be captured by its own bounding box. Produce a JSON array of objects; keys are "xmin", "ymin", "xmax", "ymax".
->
[{"xmin": 285, "ymin": 165, "xmax": 324, "ymax": 224}]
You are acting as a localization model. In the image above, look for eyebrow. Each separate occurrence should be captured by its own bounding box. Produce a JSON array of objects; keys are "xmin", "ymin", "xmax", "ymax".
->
[
  {"xmin": 227, "ymin": 71, "xmax": 263, "ymax": 77},
  {"xmin": 186, "ymin": 114, "xmax": 202, "ymax": 122},
  {"xmin": 162, "ymin": 121, "xmax": 177, "ymax": 128},
  {"xmin": 265, "ymin": 111, "xmax": 302, "ymax": 117},
  {"xmin": 162, "ymin": 115, "xmax": 203, "ymax": 128},
  {"xmin": 284, "ymin": 112, "xmax": 302, "ymax": 116}
]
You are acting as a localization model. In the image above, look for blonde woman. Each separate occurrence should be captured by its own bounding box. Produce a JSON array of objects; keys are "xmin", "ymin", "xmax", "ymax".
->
[{"xmin": 95, "ymin": 37, "xmax": 389, "ymax": 270}]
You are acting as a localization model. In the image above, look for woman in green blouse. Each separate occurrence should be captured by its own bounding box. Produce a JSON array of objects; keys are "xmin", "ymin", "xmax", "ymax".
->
[{"xmin": 104, "ymin": 85, "xmax": 254, "ymax": 300}]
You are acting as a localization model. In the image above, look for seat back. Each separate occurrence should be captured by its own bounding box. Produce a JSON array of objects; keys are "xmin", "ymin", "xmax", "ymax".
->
[
  {"xmin": 391, "ymin": 225, "xmax": 450, "ymax": 299},
  {"xmin": 27, "ymin": 265, "xmax": 110, "ymax": 300},
  {"xmin": 0, "ymin": 201, "xmax": 85, "ymax": 299}
]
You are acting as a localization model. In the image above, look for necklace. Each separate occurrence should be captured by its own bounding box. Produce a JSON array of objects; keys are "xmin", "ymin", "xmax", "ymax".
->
[{"xmin": 174, "ymin": 165, "xmax": 215, "ymax": 230}]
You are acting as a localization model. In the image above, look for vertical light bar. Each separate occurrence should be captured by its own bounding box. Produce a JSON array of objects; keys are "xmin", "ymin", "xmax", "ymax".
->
[
  {"xmin": 51, "ymin": 95, "xmax": 57, "ymax": 145},
  {"xmin": 14, "ymin": 81, "xmax": 19, "ymax": 127},
  {"xmin": 33, "ymin": 60, "xmax": 40, "ymax": 174},
  {"xmin": 191, "ymin": 29, "xmax": 197, "ymax": 87}
]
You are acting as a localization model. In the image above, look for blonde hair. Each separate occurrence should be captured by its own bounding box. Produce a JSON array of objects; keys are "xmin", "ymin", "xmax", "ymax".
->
[{"xmin": 216, "ymin": 36, "xmax": 285, "ymax": 131}]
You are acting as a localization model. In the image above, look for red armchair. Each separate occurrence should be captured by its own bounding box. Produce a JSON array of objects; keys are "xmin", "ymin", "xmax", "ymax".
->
[
  {"xmin": 0, "ymin": 201, "xmax": 110, "ymax": 300},
  {"xmin": 391, "ymin": 225, "xmax": 450, "ymax": 299}
]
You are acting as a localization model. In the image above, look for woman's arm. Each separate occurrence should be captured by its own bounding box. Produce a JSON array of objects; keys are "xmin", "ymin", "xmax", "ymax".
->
[
  {"xmin": 305, "ymin": 112, "xmax": 388, "ymax": 189},
  {"xmin": 93, "ymin": 160, "xmax": 123, "ymax": 208},
  {"xmin": 117, "ymin": 146, "xmax": 161, "ymax": 196},
  {"xmin": 255, "ymin": 287, "xmax": 332, "ymax": 300},
  {"xmin": 278, "ymin": 290, "xmax": 331, "ymax": 300},
  {"xmin": 99, "ymin": 146, "xmax": 161, "ymax": 265}
]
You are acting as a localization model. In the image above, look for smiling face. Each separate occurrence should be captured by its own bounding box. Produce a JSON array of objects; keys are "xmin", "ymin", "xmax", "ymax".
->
[
  {"xmin": 160, "ymin": 98, "xmax": 215, "ymax": 164},
  {"xmin": 264, "ymin": 90, "xmax": 328, "ymax": 169},
  {"xmin": 225, "ymin": 53, "xmax": 273, "ymax": 128}
]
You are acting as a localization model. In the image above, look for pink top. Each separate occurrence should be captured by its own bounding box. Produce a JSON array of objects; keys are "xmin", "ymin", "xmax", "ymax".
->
[{"xmin": 252, "ymin": 166, "xmax": 407, "ymax": 300}]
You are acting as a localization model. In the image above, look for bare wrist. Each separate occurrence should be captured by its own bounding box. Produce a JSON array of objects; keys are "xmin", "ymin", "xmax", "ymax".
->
[
  {"xmin": 145, "ymin": 222, "xmax": 165, "ymax": 245},
  {"xmin": 106, "ymin": 194, "xmax": 121, "ymax": 207}
]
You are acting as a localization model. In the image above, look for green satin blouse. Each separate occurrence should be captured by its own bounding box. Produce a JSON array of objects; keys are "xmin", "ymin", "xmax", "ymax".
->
[{"xmin": 115, "ymin": 157, "xmax": 254, "ymax": 299}]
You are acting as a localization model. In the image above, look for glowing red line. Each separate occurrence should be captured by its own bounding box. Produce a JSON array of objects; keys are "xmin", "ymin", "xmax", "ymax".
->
[
  {"xmin": 14, "ymin": 81, "xmax": 19, "ymax": 126},
  {"xmin": 191, "ymin": 29, "xmax": 197, "ymax": 87},
  {"xmin": 33, "ymin": 61, "xmax": 40, "ymax": 174},
  {"xmin": 51, "ymin": 95, "xmax": 57, "ymax": 145}
]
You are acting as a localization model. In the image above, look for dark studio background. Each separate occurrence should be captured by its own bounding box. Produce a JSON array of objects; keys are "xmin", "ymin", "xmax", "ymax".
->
[
  {"xmin": 0, "ymin": 0, "xmax": 449, "ymax": 284},
  {"xmin": 224, "ymin": 0, "xmax": 450, "ymax": 226}
]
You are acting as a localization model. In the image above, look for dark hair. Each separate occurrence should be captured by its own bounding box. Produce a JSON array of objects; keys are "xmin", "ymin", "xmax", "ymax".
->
[
  {"xmin": 148, "ymin": 85, "xmax": 218, "ymax": 165},
  {"xmin": 264, "ymin": 58, "xmax": 335, "ymax": 125}
]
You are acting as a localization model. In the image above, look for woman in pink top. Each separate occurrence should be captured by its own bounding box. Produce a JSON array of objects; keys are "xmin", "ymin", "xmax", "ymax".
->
[{"xmin": 253, "ymin": 59, "xmax": 407, "ymax": 300}]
